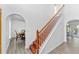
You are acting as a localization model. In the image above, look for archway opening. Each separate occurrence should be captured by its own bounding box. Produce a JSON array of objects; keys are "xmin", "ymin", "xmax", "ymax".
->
[
  {"xmin": 6, "ymin": 14, "xmax": 26, "ymax": 54},
  {"xmin": 66, "ymin": 20, "xmax": 79, "ymax": 47}
]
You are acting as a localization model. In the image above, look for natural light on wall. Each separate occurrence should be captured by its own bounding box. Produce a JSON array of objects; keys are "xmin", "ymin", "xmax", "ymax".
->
[{"xmin": 9, "ymin": 19, "xmax": 11, "ymax": 39}]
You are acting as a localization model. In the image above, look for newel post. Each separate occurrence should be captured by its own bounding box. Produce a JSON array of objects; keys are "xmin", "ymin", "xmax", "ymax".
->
[
  {"xmin": 36, "ymin": 30, "xmax": 39, "ymax": 40},
  {"xmin": 36, "ymin": 30, "xmax": 39, "ymax": 54}
]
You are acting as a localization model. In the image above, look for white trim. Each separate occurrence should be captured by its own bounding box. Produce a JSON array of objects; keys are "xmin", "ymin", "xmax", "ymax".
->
[
  {"xmin": 6, "ymin": 38, "xmax": 11, "ymax": 53},
  {"xmin": 64, "ymin": 19, "xmax": 79, "ymax": 42}
]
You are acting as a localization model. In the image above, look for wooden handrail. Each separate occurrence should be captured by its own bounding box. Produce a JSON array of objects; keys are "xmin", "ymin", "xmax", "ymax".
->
[
  {"xmin": 29, "ymin": 5, "xmax": 64, "ymax": 54},
  {"xmin": 39, "ymin": 5, "xmax": 64, "ymax": 33}
]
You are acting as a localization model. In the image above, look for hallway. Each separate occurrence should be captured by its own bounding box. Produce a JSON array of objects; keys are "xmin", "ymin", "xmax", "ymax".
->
[
  {"xmin": 49, "ymin": 38, "xmax": 79, "ymax": 54},
  {"xmin": 7, "ymin": 38, "xmax": 25, "ymax": 54}
]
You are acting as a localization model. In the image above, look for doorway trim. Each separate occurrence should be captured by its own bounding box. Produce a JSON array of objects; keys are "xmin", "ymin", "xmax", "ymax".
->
[
  {"xmin": 65, "ymin": 19, "xmax": 79, "ymax": 42},
  {"xmin": 6, "ymin": 13, "xmax": 26, "ymax": 53},
  {"xmin": 0, "ymin": 8, "xmax": 2, "ymax": 53}
]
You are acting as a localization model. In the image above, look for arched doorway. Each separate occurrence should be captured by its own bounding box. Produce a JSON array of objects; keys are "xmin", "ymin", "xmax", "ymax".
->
[
  {"xmin": 66, "ymin": 20, "xmax": 79, "ymax": 47},
  {"xmin": 6, "ymin": 14, "xmax": 26, "ymax": 53}
]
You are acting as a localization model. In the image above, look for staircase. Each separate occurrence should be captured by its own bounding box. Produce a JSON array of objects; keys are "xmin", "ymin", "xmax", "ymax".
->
[{"xmin": 29, "ymin": 5, "xmax": 64, "ymax": 54}]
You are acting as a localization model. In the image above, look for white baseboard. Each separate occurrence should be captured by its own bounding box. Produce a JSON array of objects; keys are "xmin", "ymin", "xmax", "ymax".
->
[{"xmin": 46, "ymin": 41, "xmax": 64, "ymax": 54}]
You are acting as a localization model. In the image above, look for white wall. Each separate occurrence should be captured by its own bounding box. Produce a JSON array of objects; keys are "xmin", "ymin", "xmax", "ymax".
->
[
  {"xmin": 64, "ymin": 5, "xmax": 79, "ymax": 21},
  {"xmin": 2, "ymin": 4, "xmax": 54, "ymax": 53}
]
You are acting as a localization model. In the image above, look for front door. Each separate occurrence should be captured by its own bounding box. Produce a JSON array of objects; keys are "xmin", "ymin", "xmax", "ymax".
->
[{"xmin": 0, "ymin": 9, "xmax": 2, "ymax": 53}]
